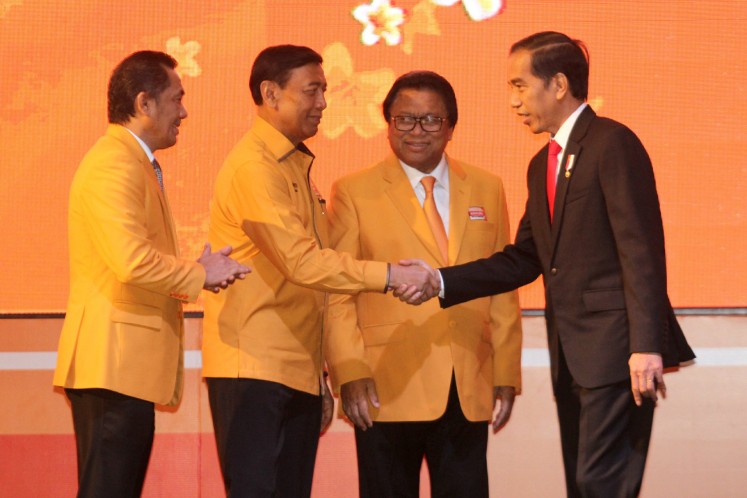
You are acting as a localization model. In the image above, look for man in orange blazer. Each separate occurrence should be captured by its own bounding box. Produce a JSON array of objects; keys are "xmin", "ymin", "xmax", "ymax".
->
[
  {"xmin": 53, "ymin": 51, "xmax": 248, "ymax": 498},
  {"xmin": 325, "ymin": 71, "xmax": 523, "ymax": 497}
]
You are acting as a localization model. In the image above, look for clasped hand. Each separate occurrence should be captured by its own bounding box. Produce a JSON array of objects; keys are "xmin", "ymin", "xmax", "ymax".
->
[
  {"xmin": 387, "ymin": 259, "xmax": 440, "ymax": 305},
  {"xmin": 198, "ymin": 243, "xmax": 251, "ymax": 293}
]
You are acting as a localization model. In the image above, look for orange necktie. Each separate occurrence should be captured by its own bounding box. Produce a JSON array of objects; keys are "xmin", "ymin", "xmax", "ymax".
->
[
  {"xmin": 546, "ymin": 139, "xmax": 562, "ymax": 221},
  {"xmin": 421, "ymin": 176, "xmax": 448, "ymax": 264}
]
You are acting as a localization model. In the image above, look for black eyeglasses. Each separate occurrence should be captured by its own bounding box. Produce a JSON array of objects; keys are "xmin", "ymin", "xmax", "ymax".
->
[{"xmin": 391, "ymin": 115, "xmax": 447, "ymax": 132}]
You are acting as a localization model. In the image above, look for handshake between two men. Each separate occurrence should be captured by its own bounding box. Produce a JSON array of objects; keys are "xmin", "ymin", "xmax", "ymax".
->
[
  {"xmin": 196, "ymin": 243, "xmax": 440, "ymax": 304},
  {"xmin": 387, "ymin": 259, "xmax": 441, "ymax": 305}
]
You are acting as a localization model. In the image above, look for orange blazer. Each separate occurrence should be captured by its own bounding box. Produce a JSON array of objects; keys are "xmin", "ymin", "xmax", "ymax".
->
[
  {"xmin": 325, "ymin": 155, "xmax": 522, "ymax": 422},
  {"xmin": 53, "ymin": 125, "xmax": 205, "ymax": 406}
]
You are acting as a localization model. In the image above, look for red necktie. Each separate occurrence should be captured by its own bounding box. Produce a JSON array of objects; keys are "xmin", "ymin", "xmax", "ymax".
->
[{"xmin": 546, "ymin": 140, "xmax": 562, "ymax": 221}]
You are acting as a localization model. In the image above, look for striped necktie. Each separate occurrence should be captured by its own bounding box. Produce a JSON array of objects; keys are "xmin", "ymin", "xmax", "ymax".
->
[{"xmin": 152, "ymin": 159, "xmax": 164, "ymax": 192}]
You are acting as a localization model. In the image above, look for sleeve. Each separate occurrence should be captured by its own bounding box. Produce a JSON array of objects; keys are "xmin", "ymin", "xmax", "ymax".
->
[
  {"xmin": 599, "ymin": 126, "xmax": 668, "ymax": 353},
  {"xmin": 439, "ymin": 199, "xmax": 542, "ymax": 308},
  {"xmin": 79, "ymin": 150, "xmax": 205, "ymax": 302},
  {"xmin": 226, "ymin": 157, "xmax": 388, "ymax": 294},
  {"xmin": 486, "ymin": 178, "xmax": 524, "ymax": 392},
  {"xmin": 323, "ymin": 179, "xmax": 374, "ymax": 392}
]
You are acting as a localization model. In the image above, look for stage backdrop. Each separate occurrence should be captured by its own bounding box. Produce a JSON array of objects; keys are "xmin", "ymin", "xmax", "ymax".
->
[
  {"xmin": 2, "ymin": 2, "xmax": 747, "ymax": 498},
  {"xmin": 1, "ymin": 0, "xmax": 745, "ymax": 313}
]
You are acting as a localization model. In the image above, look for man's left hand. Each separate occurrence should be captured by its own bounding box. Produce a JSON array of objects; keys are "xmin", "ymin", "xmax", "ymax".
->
[
  {"xmin": 629, "ymin": 352, "xmax": 666, "ymax": 406},
  {"xmin": 320, "ymin": 377, "xmax": 334, "ymax": 434},
  {"xmin": 492, "ymin": 385, "xmax": 516, "ymax": 433}
]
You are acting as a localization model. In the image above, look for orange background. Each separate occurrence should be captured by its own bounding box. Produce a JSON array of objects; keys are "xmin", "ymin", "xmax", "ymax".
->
[
  {"xmin": 1, "ymin": 3, "xmax": 747, "ymax": 496},
  {"xmin": 1, "ymin": 0, "xmax": 745, "ymax": 313}
]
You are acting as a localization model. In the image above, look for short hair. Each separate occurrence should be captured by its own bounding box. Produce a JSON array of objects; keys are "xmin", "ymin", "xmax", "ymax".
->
[
  {"xmin": 510, "ymin": 31, "xmax": 589, "ymax": 101},
  {"xmin": 249, "ymin": 45, "xmax": 323, "ymax": 105},
  {"xmin": 382, "ymin": 70, "xmax": 458, "ymax": 127},
  {"xmin": 107, "ymin": 51, "xmax": 178, "ymax": 124}
]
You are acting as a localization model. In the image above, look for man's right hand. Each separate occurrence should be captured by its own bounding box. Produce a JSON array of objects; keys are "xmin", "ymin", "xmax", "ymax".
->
[
  {"xmin": 388, "ymin": 259, "xmax": 440, "ymax": 304},
  {"xmin": 198, "ymin": 243, "xmax": 251, "ymax": 292},
  {"xmin": 341, "ymin": 377, "xmax": 380, "ymax": 431}
]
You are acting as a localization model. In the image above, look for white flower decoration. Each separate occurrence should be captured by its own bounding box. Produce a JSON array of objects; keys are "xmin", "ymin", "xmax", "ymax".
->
[{"xmin": 352, "ymin": 0, "xmax": 406, "ymax": 46}]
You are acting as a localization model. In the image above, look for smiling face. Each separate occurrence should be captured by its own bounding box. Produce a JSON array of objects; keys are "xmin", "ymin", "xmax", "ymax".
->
[
  {"xmin": 268, "ymin": 62, "xmax": 327, "ymax": 145},
  {"xmin": 387, "ymin": 88, "xmax": 454, "ymax": 173},
  {"xmin": 507, "ymin": 49, "xmax": 564, "ymax": 135},
  {"xmin": 142, "ymin": 67, "xmax": 188, "ymax": 151}
]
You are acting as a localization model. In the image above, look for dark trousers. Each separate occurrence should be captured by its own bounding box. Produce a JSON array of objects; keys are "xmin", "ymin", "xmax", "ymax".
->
[
  {"xmin": 354, "ymin": 375, "xmax": 489, "ymax": 498},
  {"xmin": 65, "ymin": 388, "xmax": 155, "ymax": 498},
  {"xmin": 206, "ymin": 377, "xmax": 322, "ymax": 498},
  {"xmin": 556, "ymin": 347, "xmax": 655, "ymax": 498}
]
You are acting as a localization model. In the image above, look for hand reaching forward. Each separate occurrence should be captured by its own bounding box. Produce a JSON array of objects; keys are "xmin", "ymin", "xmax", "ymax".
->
[
  {"xmin": 389, "ymin": 259, "xmax": 441, "ymax": 305},
  {"xmin": 341, "ymin": 377, "xmax": 380, "ymax": 431},
  {"xmin": 198, "ymin": 243, "xmax": 251, "ymax": 293}
]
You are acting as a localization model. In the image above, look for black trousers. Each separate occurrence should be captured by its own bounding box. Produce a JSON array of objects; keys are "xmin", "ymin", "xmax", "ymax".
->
[
  {"xmin": 65, "ymin": 388, "xmax": 155, "ymax": 498},
  {"xmin": 556, "ymin": 347, "xmax": 655, "ymax": 498},
  {"xmin": 206, "ymin": 377, "xmax": 322, "ymax": 498},
  {"xmin": 354, "ymin": 375, "xmax": 489, "ymax": 498}
]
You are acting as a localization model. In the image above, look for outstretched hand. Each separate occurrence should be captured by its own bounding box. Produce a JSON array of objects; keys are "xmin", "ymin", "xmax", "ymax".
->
[{"xmin": 390, "ymin": 259, "xmax": 441, "ymax": 305}]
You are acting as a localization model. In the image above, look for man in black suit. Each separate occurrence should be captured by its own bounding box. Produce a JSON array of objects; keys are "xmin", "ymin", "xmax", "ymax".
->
[{"xmin": 399, "ymin": 31, "xmax": 694, "ymax": 497}]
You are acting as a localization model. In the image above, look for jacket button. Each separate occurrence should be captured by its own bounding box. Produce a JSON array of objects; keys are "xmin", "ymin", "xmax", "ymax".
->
[{"xmin": 551, "ymin": 268, "xmax": 558, "ymax": 275}]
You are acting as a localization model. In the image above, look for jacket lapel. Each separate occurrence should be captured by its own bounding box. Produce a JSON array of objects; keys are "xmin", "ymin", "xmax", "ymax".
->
[
  {"xmin": 382, "ymin": 156, "xmax": 446, "ymax": 265},
  {"xmin": 446, "ymin": 156, "xmax": 469, "ymax": 266},
  {"xmin": 550, "ymin": 106, "xmax": 596, "ymax": 251},
  {"xmin": 109, "ymin": 125, "xmax": 180, "ymax": 255}
]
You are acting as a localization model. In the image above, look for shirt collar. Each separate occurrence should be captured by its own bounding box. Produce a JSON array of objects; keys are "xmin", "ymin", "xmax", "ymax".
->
[
  {"xmin": 124, "ymin": 128, "xmax": 155, "ymax": 163},
  {"xmin": 551, "ymin": 102, "xmax": 588, "ymax": 150},
  {"xmin": 398, "ymin": 154, "xmax": 450, "ymax": 191},
  {"xmin": 251, "ymin": 116, "xmax": 311, "ymax": 162}
]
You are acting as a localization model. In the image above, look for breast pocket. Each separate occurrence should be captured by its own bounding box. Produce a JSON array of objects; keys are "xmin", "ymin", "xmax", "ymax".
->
[
  {"xmin": 565, "ymin": 186, "xmax": 590, "ymax": 205},
  {"xmin": 463, "ymin": 221, "xmax": 497, "ymax": 254}
]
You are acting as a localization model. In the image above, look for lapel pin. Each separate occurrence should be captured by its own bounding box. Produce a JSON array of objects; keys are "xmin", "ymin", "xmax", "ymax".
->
[{"xmin": 564, "ymin": 154, "xmax": 576, "ymax": 178}]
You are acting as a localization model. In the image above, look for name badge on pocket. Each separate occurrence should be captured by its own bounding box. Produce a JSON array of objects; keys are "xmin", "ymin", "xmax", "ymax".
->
[{"xmin": 468, "ymin": 206, "xmax": 486, "ymax": 221}]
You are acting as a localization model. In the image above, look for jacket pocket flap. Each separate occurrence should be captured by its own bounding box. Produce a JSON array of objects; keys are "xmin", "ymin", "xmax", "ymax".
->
[
  {"xmin": 111, "ymin": 302, "xmax": 162, "ymax": 330},
  {"xmin": 582, "ymin": 289, "xmax": 626, "ymax": 312},
  {"xmin": 361, "ymin": 323, "xmax": 406, "ymax": 347}
]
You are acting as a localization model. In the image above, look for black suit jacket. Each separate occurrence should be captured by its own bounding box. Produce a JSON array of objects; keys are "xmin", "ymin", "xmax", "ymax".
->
[{"xmin": 441, "ymin": 106, "xmax": 694, "ymax": 390}]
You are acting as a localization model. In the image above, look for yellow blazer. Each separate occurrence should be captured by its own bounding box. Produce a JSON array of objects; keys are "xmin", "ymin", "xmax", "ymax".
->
[
  {"xmin": 326, "ymin": 155, "xmax": 522, "ymax": 422},
  {"xmin": 53, "ymin": 124, "xmax": 205, "ymax": 406}
]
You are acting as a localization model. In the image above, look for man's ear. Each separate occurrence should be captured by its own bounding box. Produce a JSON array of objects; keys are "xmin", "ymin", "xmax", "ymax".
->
[
  {"xmin": 134, "ymin": 91, "xmax": 153, "ymax": 117},
  {"xmin": 553, "ymin": 73, "xmax": 569, "ymax": 101},
  {"xmin": 260, "ymin": 80, "xmax": 280, "ymax": 108}
]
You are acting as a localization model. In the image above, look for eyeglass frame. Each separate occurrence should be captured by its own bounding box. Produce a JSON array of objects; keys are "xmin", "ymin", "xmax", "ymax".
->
[{"xmin": 390, "ymin": 115, "xmax": 448, "ymax": 132}]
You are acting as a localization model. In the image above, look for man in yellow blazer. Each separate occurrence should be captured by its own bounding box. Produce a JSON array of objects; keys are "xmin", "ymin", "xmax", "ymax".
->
[
  {"xmin": 53, "ymin": 51, "xmax": 248, "ymax": 498},
  {"xmin": 325, "ymin": 71, "xmax": 523, "ymax": 497}
]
